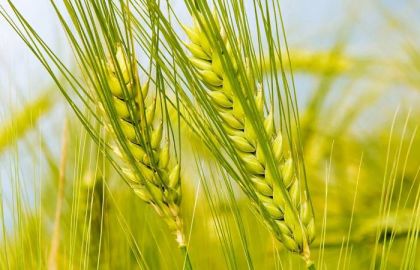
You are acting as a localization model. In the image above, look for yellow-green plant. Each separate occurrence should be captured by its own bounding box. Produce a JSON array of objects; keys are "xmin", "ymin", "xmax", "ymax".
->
[
  {"xmin": 1, "ymin": 1, "xmax": 193, "ymax": 267},
  {"xmin": 0, "ymin": 91, "xmax": 55, "ymax": 154},
  {"xmin": 102, "ymin": 45, "xmax": 185, "ymax": 247},
  {"xmin": 2, "ymin": 0, "xmax": 420, "ymax": 269},
  {"xmin": 182, "ymin": 11, "xmax": 315, "ymax": 265},
  {"xmin": 78, "ymin": 174, "xmax": 108, "ymax": 269}
]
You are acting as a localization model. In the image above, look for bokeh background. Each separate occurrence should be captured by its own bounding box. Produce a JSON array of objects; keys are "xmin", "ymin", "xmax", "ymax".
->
[{"xmin": 0, "ymin": 0, "xmax": 419, "ymax": 269}]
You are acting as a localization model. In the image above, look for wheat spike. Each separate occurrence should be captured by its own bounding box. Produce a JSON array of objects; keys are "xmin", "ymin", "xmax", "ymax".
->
[
  {"xmin": 184, "ymin": 13, "xmax": 315, "ymax": 256},
  {"xmin": 103, "ymin": 45, "xmax": 185, "ymax": 247}
]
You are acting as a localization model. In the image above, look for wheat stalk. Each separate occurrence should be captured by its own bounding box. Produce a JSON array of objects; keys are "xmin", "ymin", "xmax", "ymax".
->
[
  {"xmin": 47, "ymin": 122, "xmax": 68, "ymax": 270},
  {"xmin": 102, "ymin": 45, "xmax": 186, "ymax": 248},
  {"xmin": 183, "ymin": 12, "xmax": 315, "ymax": 264},
  {"xmin": 78, "ymin": 173, "xmax": 108, "ymax": 269}
]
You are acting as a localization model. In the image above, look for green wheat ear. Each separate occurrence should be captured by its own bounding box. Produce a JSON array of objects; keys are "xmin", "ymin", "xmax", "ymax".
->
[
  {"xmin": 183, "ymin": 12, "xmax": 315, "ymax": 259},
  {"xmin": 102, "ymin": 45, "xmax": 185, "ymax": 247}
]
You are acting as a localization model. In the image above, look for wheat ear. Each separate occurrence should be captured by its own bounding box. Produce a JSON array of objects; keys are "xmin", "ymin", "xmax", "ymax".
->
[
  {"xmin": 103, "ymin": 45, "xmax": 185, "ymax": 247},
  {"xmin": 183, "ymin": 14, "xmax": 315, "ymax": 259}
]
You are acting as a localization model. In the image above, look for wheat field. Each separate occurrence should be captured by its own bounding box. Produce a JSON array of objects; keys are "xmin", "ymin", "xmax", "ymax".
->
[{"xmin": 0, "ymin": 0, "xmax": 419, "ymax": 269}]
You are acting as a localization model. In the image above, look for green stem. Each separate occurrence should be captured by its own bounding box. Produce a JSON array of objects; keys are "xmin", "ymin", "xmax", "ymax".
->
[
  {"xmin": 180, "ymin": 246, "xmax": 193, "ymax": 270},
  {"xmin": 307, "ymin": 262, "xmax": 316, "ymax": 270}
]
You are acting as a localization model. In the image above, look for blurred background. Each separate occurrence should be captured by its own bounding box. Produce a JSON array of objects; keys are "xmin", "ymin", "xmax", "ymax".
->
[{"xmin": 0, "ymin": 0, "xmax": 419, "ymax": 269}]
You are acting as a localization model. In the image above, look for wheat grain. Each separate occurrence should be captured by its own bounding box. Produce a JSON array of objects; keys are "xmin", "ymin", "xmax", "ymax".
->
[
  {"xmin": 183, "ymin": 13, "xmax": 315, "ymax": 256},
  {"xmin": 103, "ymin": 45, "xmax": 185, "ymax": 247}
]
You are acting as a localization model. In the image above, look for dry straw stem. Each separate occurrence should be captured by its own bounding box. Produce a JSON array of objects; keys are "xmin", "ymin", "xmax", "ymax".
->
[
  {"xmin": 183, "ymin": 11, "xmax": 315, "ymax": 263},
  {"xmin": 102, "ymin": 45, "xmax": 186, "ymax": 248},
  {"xmin": 47, "ymin": 121, "xmax": 68, "ymax": 270}
]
